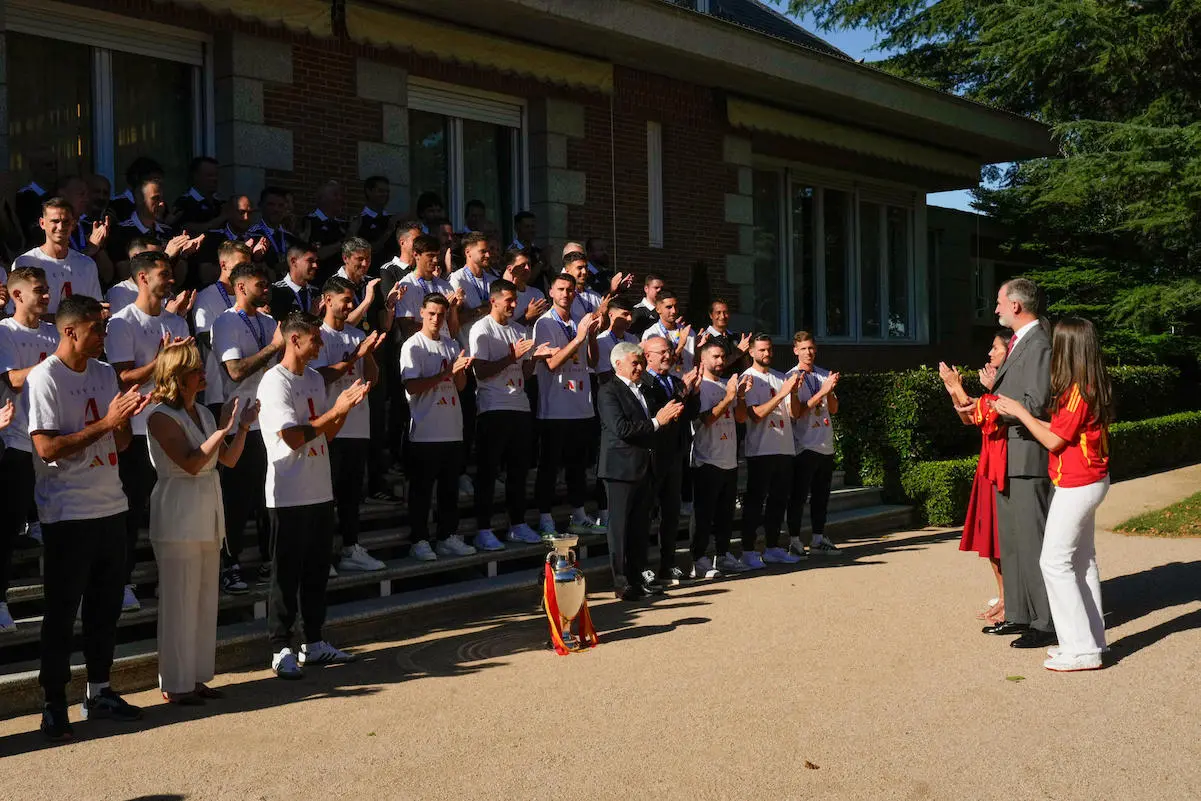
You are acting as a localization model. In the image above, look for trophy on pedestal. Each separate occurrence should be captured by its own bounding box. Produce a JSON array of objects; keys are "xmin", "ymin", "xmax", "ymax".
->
[{"xmin": 542, "ymin": 534, "xmax": 598, "ymax": 654}]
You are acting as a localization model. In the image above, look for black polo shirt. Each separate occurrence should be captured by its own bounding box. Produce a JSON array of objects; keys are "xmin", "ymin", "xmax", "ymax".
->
[
  {"xmin": 245, "ymin": 221, "xmax": 295, "ymax": 273},
  {"xmin": 356, "ymin": 206, "xmax": 396, "ymax": 272},
  {"xmin": 107, "ymin": 213, "xmax": 174, "ymax": 266},
  {"xmin": 269, "ymin": 277, "xmax": 318, "ymax": 321},
  {"xmin": 303, "ymin": 210, "xmax": 347, "ymax": 282},
  {"xmin": 107, "ymin": 189, "xmax": 137, "ymax": 224},
  {"xmin": 194, "ymin": 223, "xmax": 255, "ymax": 269},
  {"xmin": 703, "ymin": 327, "xmax": 750, "ymax": 376},
  {"xmin": 15, "ymin": 182, "xmax": 50, "ymax": 247},
  {"xmin": 173, "ymin": 187, "xmax": 222, "ymax": 230}
]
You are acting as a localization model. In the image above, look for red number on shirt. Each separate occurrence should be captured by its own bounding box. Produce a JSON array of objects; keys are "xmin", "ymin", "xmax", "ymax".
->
[
  {"xmin": 83, "ymin": 397, "xmax": 101, "ymax": 425},
  {"xmin": 307, "ymin": 397, "xmax": 318, "ymax": 421},
  {"xmin": 61, "ymin": 281, "xmax": 73, "ymax": 298}
]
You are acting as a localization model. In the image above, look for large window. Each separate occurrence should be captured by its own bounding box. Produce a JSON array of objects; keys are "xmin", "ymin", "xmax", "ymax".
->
[
  {"xmin": 408, "ymin": 80, "xmax": 525, "ymax": 241},
  {"xmin": 750, "ymin": 168, "xmax": 922, "ymax": 342},
  {"xmin": 6, "ymin": 3, "xmax": 208, "ymax": 199}
]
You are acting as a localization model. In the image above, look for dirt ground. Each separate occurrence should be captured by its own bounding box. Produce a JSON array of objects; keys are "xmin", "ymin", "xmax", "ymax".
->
[{"xmin": 1, "ymin": 466, "xmax": 1198, "ymax": 801}]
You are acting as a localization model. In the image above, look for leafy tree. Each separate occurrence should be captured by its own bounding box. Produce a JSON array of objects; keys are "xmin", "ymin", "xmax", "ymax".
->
[{"xmin": 788, "ymin": 0, "xmax": 1201, "ymax": 367}]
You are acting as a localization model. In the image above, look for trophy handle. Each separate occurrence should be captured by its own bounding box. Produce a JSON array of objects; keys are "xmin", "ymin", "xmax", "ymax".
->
[{"xmin": 567, "ymin": 548, "xmax": 577, "ymax": 564}]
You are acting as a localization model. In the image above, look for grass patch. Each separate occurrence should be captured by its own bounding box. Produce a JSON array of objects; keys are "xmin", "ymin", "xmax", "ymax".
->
[{"xmin": 1116, "ymin": 491, "xmax": 1201, "ymax": 538}]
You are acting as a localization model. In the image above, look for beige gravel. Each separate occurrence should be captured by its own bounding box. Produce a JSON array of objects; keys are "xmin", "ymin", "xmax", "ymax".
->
[{"xmin": 0, "ymin": 468, "xmax": 1198, "ymax": 801}]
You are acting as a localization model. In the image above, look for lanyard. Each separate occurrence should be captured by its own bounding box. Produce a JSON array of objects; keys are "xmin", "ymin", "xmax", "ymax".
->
[
  {"xmin": 216, "ymin": 281, "xmax": 233, "ymax": 309},
  {"xmin": 553, "ymin": 312, "xmax": 574, "ymax": 340},
  {"xmin": 651, "ymin": 371, "xmax": 672, "ymax": 396},
  {"xmin": 71, "ymin": 221, "xmax": 88, "ymax": 251},
  {"xmin": 236, "ymin": 309, "xmax": 266, "ymax": 349},
  {"xmin": 468, "ymin": 270, "xmax": 489, "ymax": 303},
  {"xmin": 658, "ymin": 322, "xmax": 679, "ymax": 343}
]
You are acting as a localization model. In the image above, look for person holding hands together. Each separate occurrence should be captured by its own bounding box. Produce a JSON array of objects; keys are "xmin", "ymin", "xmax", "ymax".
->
[{"xmin": 786, "ymin": 331, "xmax": 842, "ymax": 558}]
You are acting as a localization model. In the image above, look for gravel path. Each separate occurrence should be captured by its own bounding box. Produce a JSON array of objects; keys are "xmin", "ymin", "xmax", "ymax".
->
[{"xmin": 1, "ymin": 467, "xmax": 1198, "ymax": 800}]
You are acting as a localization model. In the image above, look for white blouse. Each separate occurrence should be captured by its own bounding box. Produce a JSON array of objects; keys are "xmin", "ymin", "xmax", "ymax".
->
[{"xmin": 146, "ymin": 402, "xmax": 226, "ymax": 544}]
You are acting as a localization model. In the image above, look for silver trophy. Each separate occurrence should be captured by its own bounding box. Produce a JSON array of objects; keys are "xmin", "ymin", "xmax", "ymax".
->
[{"xmin": 546, "ymin": 534, "xmax": 587, "ymax": 648}]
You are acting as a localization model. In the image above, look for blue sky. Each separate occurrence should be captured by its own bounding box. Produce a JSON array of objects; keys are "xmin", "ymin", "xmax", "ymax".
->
[{"xmin": 768, "ymin": 3, "xmax": 978, "ymax": 212}]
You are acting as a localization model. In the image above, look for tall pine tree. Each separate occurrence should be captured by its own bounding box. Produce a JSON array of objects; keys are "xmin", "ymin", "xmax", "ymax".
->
[{"xmin": 788, "ymin": 0, "xmax": 1201, "ymax": 366}]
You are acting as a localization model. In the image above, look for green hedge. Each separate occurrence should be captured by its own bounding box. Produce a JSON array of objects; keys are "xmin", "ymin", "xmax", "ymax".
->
[
  {"xmin": 900, "ymin": 410, "xmax": 1201, "ymax": 526},
  {"xmin": 834, "ymin": 364, "xmax": 1189, "ymax": 493}
]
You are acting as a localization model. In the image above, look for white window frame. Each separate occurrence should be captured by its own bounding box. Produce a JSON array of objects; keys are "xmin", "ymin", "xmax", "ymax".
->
[
  {"xmin": 646, "ymin": 121, "xmax": 664, "ymax": 248},
  {"xmin": 407, "ymin": 78, "xmax": 528, "ymax": 233},
  {"xmin": 755, "ymin": 160, "xmax": 928, "ymax": 344},
  {"xmin": 7, "ymin": 0, "xmax": 214, "ymax": 185}
]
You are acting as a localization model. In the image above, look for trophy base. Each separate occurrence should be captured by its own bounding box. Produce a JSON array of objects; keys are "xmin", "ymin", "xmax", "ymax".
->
[{"xmin": 560, "ymin": 632, "xmax": 580, "ymax": 650}]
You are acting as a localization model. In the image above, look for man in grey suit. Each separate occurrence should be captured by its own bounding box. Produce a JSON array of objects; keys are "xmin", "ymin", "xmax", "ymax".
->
[{"xmin": 981, "ymin": 278, "xmax": 1055, "ymax": 648}]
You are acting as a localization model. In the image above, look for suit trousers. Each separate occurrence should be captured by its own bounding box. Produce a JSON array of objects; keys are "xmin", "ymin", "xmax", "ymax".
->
[
  {"xmin": 268, "ymin": 502, "xmax": 335, "ymax": 650},
  {"xmin": 474, "ymin": 411, "xmax": 532, "ymax": 530},
  {"xmin": 0, "ymin": 446, "xmax": 36, "ymax": 597},
  {"xmin": 152, "ymin": 539, "xmax": 220, "ymax": 693},
  {"xmin": 691, "ymin": 464, "xmax": 736, "ymax": 559},
  {"xmin": 654, "ymin": 461, "xmax": 684, "ymax": 575},
  {"xmin": 997, "ymin": 476, "xmax": 1053, "ymax": 631},
  {"xmin": 604, "ymin": 478, "xmax": 653, "ymax": 588},
  {"xmin": 1040, "ymin": 479, "xmax": 1109, "ymax": 657},
  {"xmin": 535, "ymin": 418, "xmax": 590, "ymax": 513},
  {"xmin": 742, "ymin": 454, "xmax": 793, "ymax": 550},
  {"xmin": 330, "ymin": 437, "xmax": 369, "ymax": 547},
  {"xmin": 39, "ymin": 513, "xmax": 127, "ymax": 703},
  {"xmin": 789, "ymin": 450, "xmax": 835, "ymax": 540},
  {"xmin": 407, "ymin": 440, "xmax": 463, "ymax": 542},
  {"xmin": 118, "ymin": 435, "xmax": 155, "ymax": 584},
  {"xmin": 220, "ymin": 434, "xmax": 269, "ymax": 568}
]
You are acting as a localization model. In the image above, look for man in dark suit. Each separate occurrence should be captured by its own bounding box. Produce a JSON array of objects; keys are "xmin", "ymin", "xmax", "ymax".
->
[
  {"xmin": 268, "ymin": 243, "xmax": 321, "ymax": 320},
  {"xmin": 639, "ymin": 335, "xmax": 701, "ymax": 585},
  {"xmin": 597, "ymin": 341, "xmax": 684, "ymax": 601},
  {"xmin": 982, "ymin": 278, "xmax": 1055, "ymax": 648}
]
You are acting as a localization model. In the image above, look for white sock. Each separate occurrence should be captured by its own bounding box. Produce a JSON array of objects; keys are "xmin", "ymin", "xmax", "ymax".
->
[
  {"xmin": 540, "ymin": 513, "xmax": 554, "ymax": 527},
  {"xmin": 790, "ymin": 536, "xmax": 803, "ymax": 550},
  {"xmin": 571, "ymin": 506, "xmax": 587, "ymax": 522},
  {"xmin": 87, "ymin": 681, "xmax": 109, "ymax": 700},
  {"xmin": 599, "ymin": 509, "xmax": 610, "ymax": 525}
]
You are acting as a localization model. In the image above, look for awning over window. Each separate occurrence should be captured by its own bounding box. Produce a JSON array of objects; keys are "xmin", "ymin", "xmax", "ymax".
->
[
  {"xmin": 345, "ymin": 1, "xmax": 613, "ymax": 94},
  {"xmin": 727, "ymin": 96, "xmax": 982, "ymax": 182},
  {"xmin": 153, "ymin": 0, "xmax": 333, "ymax": 37}
]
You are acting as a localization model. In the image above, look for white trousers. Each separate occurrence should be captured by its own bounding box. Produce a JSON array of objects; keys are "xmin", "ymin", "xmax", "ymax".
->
[
  {"xmin": 152, "ymin": 539, "xmax": 220, "ymax": 694},
  {"xmin": 1039, "ymin": 478, "xmax": 1109, "ymax": 656}
]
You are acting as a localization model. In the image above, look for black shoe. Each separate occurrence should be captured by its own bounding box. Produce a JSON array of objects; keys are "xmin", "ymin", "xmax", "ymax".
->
[
  {"xmin": 659, "ymin": 567, "xmax": 685, "ymax": 587},
  {"xmin": 81, "ymin": 688, "xmax": 143, "ymax": 722},
  {"xmin": 641, "ymin": 581, "xmax": 666, "ymax": 597},
  {"xmin": 40, "ymin": 702, "xmax": 74, "ymax": 742},
  {"xmin": 982, "ymin": 621, "xmax": 1029, "ymax": 636},
  {"xmin": 220, "ymin": 566, "xmax": 249, "ymax": 595},
  {"xmin": 1011, "ymin": 629, "xmax": 1057, "ymax": 649},
  {"xmin": 257, "ymin": 563, "xmax": 272, "ymax": 582},
  {"xmin": 365, "ymin": 490, "xmax": 403, "ymax": 505},
  {"xmin": 619, "ymin": 585, "xmax": 653, "ymax": 602}
]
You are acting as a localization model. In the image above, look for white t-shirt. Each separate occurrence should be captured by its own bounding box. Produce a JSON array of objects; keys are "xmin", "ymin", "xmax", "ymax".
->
[
  {"xmin": 533, "ymin": 309, "xmax": 593, "ymax": 420},
  {"xmin": 570, "ymin": 287, "xmax": 603, "ymax": 323},
  {"xmin": 468, "ymin": 315, "xmax": 532, "ymax": 414},
  {"xmin": 104, "ymin": 304, "xmax": 191, "ymax": 435},
  {"xmin": 398, "ymin": 331, "xmax": 464, "ymax": 442},
  {"xmin": 741, "ymin": 366, "xmax": 795, "ymax": 458},
  {"xmin": 211, "ymin": 307, "xmax": 278, "ymax": 432},
  {"xmin": 256, "ymin": 364, "xmax": 333, "ymax": 509},
  {"xmin": 311, "ymin": 322, "xmax": 370, "ymax": 439},
  {"xmin": 105, "ymin": 279, "xmax": 138, "ymax": 315},
  {"xmin": 692, "ymin": 377, "xmax": 738, "ymax": 470},
  {"xmin": 0, "ymin": 318, "xmax": 60, "ymax": 452},
  {"xmin": 641, "ymin": 321, "xmax": 695, "ymax": 378},
  {"xmin": 448, "ymin": 266, "xmax": 494, "ymax": 312},
  {"xmin": 514, "ymin": 285, "xmax": 546, "ymax": 325},
  {"xmin": 595, "ymin": 329, "xmax": 637, "ymax": 377},
  {"xmin": 192, "ymin": 281, "xmax": 236, "ymax": 405},
  {"xmin": 393, "ymin": 272, "xmax": 453, "ymax": 339},
  {"xmin": 12, "ymin": 246, "xmax": 104, "ymax": 313},
  {"xmin": 25, "ymin": 356, "xmax": 128, "ymax": 523},
  {"xmin": 790, "ymin": 365, "xmax": 835, "ymax": 456}
]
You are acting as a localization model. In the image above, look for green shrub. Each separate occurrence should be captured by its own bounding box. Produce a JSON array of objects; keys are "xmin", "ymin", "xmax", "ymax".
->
[{"xmin": 900, "ymin": 410, "xmax": 1201, "ymax": 526}]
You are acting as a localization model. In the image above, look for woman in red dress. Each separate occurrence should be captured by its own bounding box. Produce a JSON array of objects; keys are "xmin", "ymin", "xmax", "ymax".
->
[{"xmin": 939, "ymin": 330, "xmax": 1010, "ymax": 623}]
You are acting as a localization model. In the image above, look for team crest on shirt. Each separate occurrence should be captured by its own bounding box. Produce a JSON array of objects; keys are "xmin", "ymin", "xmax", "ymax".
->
[
  {"xmin": 719, "ymin": 433, "xmax": 729, "ymax": 440},
  {"xmin": 505, "ymin": 377, "xmax": 523, "ymax": 389},
  {"xmin": 436, "ymin": 395, "xmax": 457, "ymax": 406}
]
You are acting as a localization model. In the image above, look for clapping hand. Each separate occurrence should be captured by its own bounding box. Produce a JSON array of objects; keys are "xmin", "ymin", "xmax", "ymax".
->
[
  {"xmin": 682, "ymin": 365, "xmax": 701, "ymax": 394},
  {"xmin": 525, "ymin": 296, "xmax": 549, "ymax": 321},
  {"xmin": 0, "ymin": 282, "xmax": 8, "ymax": 308},
  {"xmin": 451, "ymin": 350, "xmax": 474, "ymax": 375},
  {"xmin": 532, "ymin": 343, "xmax": 558, "ymax": 360},
  {"xmin": 105, "ymin": 386, "xmax": 152, "ymax": 428},
  {"xmin": 655, "ymin": 399, "xmax": 685, "ymax": 426},
  {"xmin": 180, "ymin": 234, "xmax": 205, "ymax": 257},
  {"xmin": 820, "ymin": 372, "xmax": 840, "ymax": 394},
  {"xmin": 165, "ymin": 289, "xmax": 196, "ymax": 317},
  {"xmin": 511, "ymin": 337, "xmax": 537, "ymax": 360},
  {"xmin": 609, "ymin": 272, "xmax": 634, "ymax": 293},
  {"xmin": 250, "ymin": 237, "xmax": 270, "ymax": 260},
  {"xmin": 384, "ymin": 282, "xmax": 407, "ymax": 313},
  {"xmin": 938, "ymin": 361, "xmax": 962, "ymax": 389},
  {"xmin": 334, "ymin": 379, "xmax": 371, "ymax": 414},
  {"xmin": 364, "ymin": 277, "xmax": 381, "ymax": 304},
  {"xmin": 158, "ymin": 332, "xmax": 194, "ymax": 352},
  {"xmin": 0, "ymin": 399, "xmax": 14, "ymax": 430},
  {"xmin": 218, "ymin": 397, "xmax": 242, "ymax": 435},
  {"xmin": 979, "ymin": 363, "xmax": 998, "ymax": 390},
  {"xmin": 88, "ymin": 218, "xmax": 110, "ymax": 250},
  {"xmin": 736, "ymin": 375, "xmax": 754, "ymax": 398},
  {"xmin": 354, "ymin": 330, "xmax": 387, "ymax": 361},
  {"xmin": 989, "ymin": 394, "xmax": 1024, "ymax": 418},
  {"xmin": 782, "ymin": 371, "xmax": 801, "ymax": 395},
  {"xmin": 736, "ymin": 333, "xmax": 752, "ymax": 353},
  {"xmin": 240, "ymin": 399, "xmax": 261, "ymax": 428}
]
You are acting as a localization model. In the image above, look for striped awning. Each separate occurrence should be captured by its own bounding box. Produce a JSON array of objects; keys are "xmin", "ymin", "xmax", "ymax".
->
[{"xmin": 153, "ymin": 0, "xmax": 333, "ymax": 36}]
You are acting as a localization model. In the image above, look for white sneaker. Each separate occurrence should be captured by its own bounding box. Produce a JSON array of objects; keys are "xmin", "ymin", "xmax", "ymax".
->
[
  {"xmin": 788, "ymin": 540, "xmax": 810, "ymax": 560},
  {"xmin": 299, "ymin": 640, "xmax": 357, "ymax": 665},
  {"xmin": 568, "ymin": 516, "xmax": 606, "ymax": 535},
  {"xmin": 25, "ymin": 521, "xmax": 43, "ymax": 544},
  {"xmin": 473, "ymin": 530, "xmax": 505, "ymax": 551},
  {"xmin": 1044, "ymin": 653, "xmax": 1102, "ymax": 672},
  {"xmin": 763, "ymin": 546, "xmax": 802, "ymax": 564},
  {"xmin": 436, "ymin": 534, "xmax": 477, "ymax": 557},
  {"xmin": 122, "ymin": 585, "xmax": 141, "ymax": 612},
  {"xmin": 741, "ymin": 551, "xmax": 766, "ymax": 570},
  {"xmin": 508, "ymin": 524, "xmax": 542, "ymax": 545},
  {"xmin": 1048, "ymin": 646, "xmax": 1109, "ymax": 658},
  {"xmin": 0, "ymin": 602, "xmax": 15, "ymax": 633},
  {"xmin": 691, "ymin": 556, "xmax": 718, "ymax": 580},
  {"xmin": 458, "ymin": 475, "xmax": 475, "ymax": 499},
  {"xmin": 809, "ymin": 537, "xmax": 844, "ymax": 557},
  {"xmin": 328, "ymin": 564, "xmax": 338, "ymax": 578},
  {"xmin": 338, "ymin": 543, "xmax": 386, "ymax": 572},
  {"xmin": 717, "ymin": 553, "xmax": 751, "ymax": 574},
  {"xmin": 272, "ymin": 648, "xmax": 302, "ymax": 679},
  {"xmin": 411, "ymin": 539, "xmax": 437, "ymax": 561}
]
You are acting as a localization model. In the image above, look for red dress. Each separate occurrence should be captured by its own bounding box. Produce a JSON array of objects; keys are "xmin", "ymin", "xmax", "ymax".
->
[{"xmin": 959, "ymin": 395, "xmax": 1006, "ymax": 559}]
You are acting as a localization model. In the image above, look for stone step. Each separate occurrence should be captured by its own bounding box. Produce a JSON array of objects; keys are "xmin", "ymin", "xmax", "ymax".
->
[{"xmin": 0, "ymin": 502, "xmax": 914, "ymax": 718}]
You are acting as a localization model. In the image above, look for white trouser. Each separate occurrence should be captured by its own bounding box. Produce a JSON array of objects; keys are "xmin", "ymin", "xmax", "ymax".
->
[
  {"xmin": 1039, "ymin": 478, "xmax": 1110, "ymax": 656},
  {"xmin": 152, "ymin": 539, "xmax": 221, "ymax": 693}
]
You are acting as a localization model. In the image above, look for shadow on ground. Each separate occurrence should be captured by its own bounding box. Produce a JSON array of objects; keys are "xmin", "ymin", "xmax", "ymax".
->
[{"xmin": 1102, "ymin": 560, "xmax": 1201, "ymax": 663}]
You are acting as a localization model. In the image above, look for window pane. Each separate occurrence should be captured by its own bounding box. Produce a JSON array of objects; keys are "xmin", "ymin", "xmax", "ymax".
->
[
  {"xmin": 823, "ymin": 189, "xmax": 851, "ymax": 337},
  {"xmin": 409, "ymin": 110, "xmax": 450, "ymax": 216},
  {"xmin": 887, "ymin": 206, "xmax": 912, "ymax": 338},
  {"xmin": 751, "ymin": 169, "xmax": 783, "ymax": 335},
  {"xmin": 791, "ymin": 183, "xmax": 815, "ymax": 332},
  {"xmin": 859, "ymin": 201, "xmax": 882, "ymax": 339},
  {"xmin": 461, "ymin": 119, "xmax": 514, "ymax": 242},
  {"xmin": 7, "ymin": 33, "xmax": 93, "ymax": 180},
  {"xmin": 112, "ymin": 51, "xmax": 194, "ymax": 202}
]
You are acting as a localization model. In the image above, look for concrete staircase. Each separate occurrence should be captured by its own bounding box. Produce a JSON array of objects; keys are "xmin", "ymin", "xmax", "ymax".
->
[{"xmin": 0, "ymin": 468, "xmax": 912, "ymax": 716}]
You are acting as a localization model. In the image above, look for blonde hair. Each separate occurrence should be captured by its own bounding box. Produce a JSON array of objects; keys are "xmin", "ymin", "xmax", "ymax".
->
[{"xmin": 151, "ymin": 341, "xmax": 203, "ymax": 408}]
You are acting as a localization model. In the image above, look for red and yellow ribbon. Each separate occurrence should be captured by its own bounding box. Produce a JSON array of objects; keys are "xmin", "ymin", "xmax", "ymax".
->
[{"xmin": 543, "ymin": 562, "xmax": 599, "ymax": 655}]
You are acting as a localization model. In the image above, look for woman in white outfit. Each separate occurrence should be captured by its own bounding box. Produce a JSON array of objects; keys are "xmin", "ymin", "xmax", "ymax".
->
[{"xmin": 147, "ymin": 342, "xmax": 256, "ymax": 704}]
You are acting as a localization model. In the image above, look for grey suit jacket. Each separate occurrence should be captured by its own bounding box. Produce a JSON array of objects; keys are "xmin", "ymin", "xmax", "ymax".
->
[{"xmin": 992, "ymin": 324, "xmax": 1052, "ymax": 478}]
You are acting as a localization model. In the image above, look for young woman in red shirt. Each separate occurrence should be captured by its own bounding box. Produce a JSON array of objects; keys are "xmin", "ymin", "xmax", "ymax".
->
[{"xmin": 992, "ymin": 317, "xmax": 1113, "ymax": 672}]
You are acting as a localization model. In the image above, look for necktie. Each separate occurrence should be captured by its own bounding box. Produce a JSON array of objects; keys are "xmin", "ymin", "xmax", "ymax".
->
[
  {"xmin": 1007, "ymin": 334, "xmax": 1017, "ymax": 354},
  {"xmin": 299, "ymin": 287, "xmax": 309, "ymax": 312},
  {"xmin": 658, "ymin": 374, "xmax": 672, "ymax": 396}
]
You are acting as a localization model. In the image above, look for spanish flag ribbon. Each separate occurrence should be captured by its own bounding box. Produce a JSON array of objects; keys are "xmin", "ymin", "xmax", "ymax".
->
[{"xmin": 543, "ymin": 562, "xmax": 599, "ymax": 655}]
